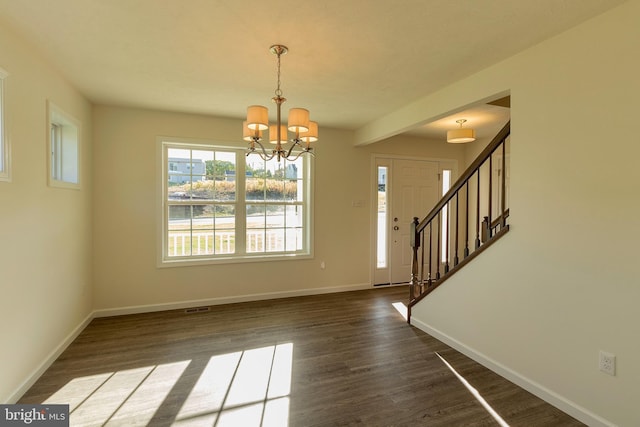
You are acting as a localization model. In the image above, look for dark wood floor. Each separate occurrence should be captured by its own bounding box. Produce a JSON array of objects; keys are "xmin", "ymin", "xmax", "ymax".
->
[{"xmin": 19, "ymin": 286, "xmax": 584, "ymax": 426}]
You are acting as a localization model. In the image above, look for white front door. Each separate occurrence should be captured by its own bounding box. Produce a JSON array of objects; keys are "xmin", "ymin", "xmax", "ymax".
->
[{"xmin": 389, "ymin": 159, "xmax": 440, "ymax": 284}]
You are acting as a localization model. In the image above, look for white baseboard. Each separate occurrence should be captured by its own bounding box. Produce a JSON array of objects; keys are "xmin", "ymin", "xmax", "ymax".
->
[
  {"xmin": 7, "ymin": 312, "xmax": 94, "ymax": 404},
  {"xmin": 410, "ymin": 317, "xmax": 615, "ymax": 427},
  {"xmin": 93, "ymin": 283, "xmax": 373, "ymax": 317},
  {"xmin": 8, "ymin": 283, "xmax": 374, "ymax": 403}
]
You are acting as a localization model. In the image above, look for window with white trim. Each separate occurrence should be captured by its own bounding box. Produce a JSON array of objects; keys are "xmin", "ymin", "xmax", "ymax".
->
[
  {"xmin": 0, "ymin": 67, "xmax": 9, "ymax": 182},
  {"xmin": 161, "ymin": 140, "xmax": 312, "ymax": 264},
  {"xmin": 47, "ymin": 101, "xmax": 80, "ymax": 188}
]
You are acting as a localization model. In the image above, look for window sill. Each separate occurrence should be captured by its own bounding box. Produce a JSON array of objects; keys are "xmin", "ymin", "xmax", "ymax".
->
[
  {"xmin": 48, "ymin": 179, "xmax": 81, "ymax": 190},
  {"xmin": 157, "ymin": 252, "xmax": 313, "ymax": 268}
]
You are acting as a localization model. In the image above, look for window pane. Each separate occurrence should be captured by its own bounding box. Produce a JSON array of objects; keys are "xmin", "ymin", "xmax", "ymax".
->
[
  {"xmin": 215, "ymin": 180, "xmax": 236, "ymax": 201},
  {"xmin": 269, "ymin": 162, "xmax": 287, "ymax": 202},
  {"xmin": 48, "ymin": 101, "xmax": 79, "ymax": 186},
  {"xmin": 377, "ymin": 166, "xmax": 387, "ymax": 268},
  {"xmin": 50, "ymin": 124, "xmax": 62, "ymax": 180},
  {"xmin": 168, "ymin": 147, "xmax": 190, "ymax": 159},
  {"xmin": 193, "ymin": 149, "xmax": 214, "ymax": 162},
  {"xmin": 168, "ymin": 206, "xmax": 192, "ymax": 257},
  {"xmin": 285, "ymin": 205, "xmax": 303, "ymax": 227},
  {"xmin": 215, "ymin": 205, "xmax": 235, "ymax": 229},
  {"xmin": 193, "ymin": 206, "xmax": 214, "ymax": 231},
  {"xmin": 284, "ymin": 180, "xmax": 301, "ymax": 201},
  {"xmin": 266, "ymin": 179, "xmax": 285, "ymax": 202},
  {"xmin": 215, "ymin": 205, "xmax": 235, "ymax": 254},
  {"xmin": 167, "ymin": 182, "xmax": 189, "ymax": 199},
  {"xmin": 266, "ymin": 205, "xmax": 285, "ymax": 228},
  {"xmin": 212, "ymin": 151, "xmax": 236, "ymax": 180},
  {"xmin": 191, "ymin": 231, "xmax": 214, "ymax": 256},
  {"xmin": 247, "ymin": 204, "xmax": 266, "ymax": 253},
  {"xmin": 285, "ymin": 158, "xmax": 303, "ymax": 201},
  {"xmin": 215, "ymin": 230, "xmax": 235, "ymax": 254},
  {"xmin": 168, "ymin": 205, "xmax": 192, "ymax": 228},
  {"xmin": 167, "ymin": 176, "xmax": 195, "ymax": 200},
  {"xmin": 205, "ymin": 151, "xmax": 237, "ymax": 201},
  {"xmin": 246, "ymin": 157, "xmax": 266, "ymax": 201},
  {"xmin": 246, "ymin": 205, "xmax": 265, "ymax": 229},
  {"xmin": 265, "ymin": 228, "xmax": 285, "ymax": 252},
  {"xmin": 246, "ymin": 229, "xmax": 265, "ymax": 253},
  {"xmin": 168, "ymin": 231, "xmax": 191, "ymax": 257},
  {"xmin": 285, "ymin": 228, "xmax": 303, "ymax": 251},
  {"xmin": 246, "ymin": 177, "xmax": 265, "ymax": 201},
  {"xmin": 285, "ymin": 158, "xmax": 302, "ymax": 179},
  {"xmin": 191, "ymin": 176, "xmax": 214, "ymax": 201}
]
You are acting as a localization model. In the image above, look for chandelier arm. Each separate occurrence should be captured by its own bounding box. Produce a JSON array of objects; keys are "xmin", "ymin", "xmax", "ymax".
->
[
  {"xmin": 284, "ymin": 149, "xmax": 313, "ymax": 162},
  {"xmin": 288, "ymin": 151, "xmax": 304, "ymax": 161},
  {"xmin": 252, "ymin": 138, "xmax": 276, "ymax": 161},
  {"xmin": 285, "ymin": 139, "xmax": 301, "ymax": 158}
]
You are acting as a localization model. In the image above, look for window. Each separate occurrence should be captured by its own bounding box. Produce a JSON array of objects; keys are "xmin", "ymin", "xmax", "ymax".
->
[
  {"xmin": 0, "ymin": 67, "xmax": 9, "ymax": 182},
  {"xmin": 376, "ymin": 166, "xmax": 387, "ymax": 268},
  {"xmin": 160, "ymin": 140, "xmax": 312, "ymax": 265},
  {"xmin": 47, "ymin": 101, "xmax": 80, "ymax": 188}
]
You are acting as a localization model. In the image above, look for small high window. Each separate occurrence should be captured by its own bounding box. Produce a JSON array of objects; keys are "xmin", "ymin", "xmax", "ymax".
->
[
  {"xmin": 47, "ymin": 101, "xmax": 80, "ymax": 188},
  {"xmin": 0, "ymin": 67, "xmax": 9, "ymax": 182}
]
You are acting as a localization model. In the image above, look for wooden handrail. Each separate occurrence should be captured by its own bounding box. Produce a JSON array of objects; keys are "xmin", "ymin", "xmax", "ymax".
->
[
  {"xmin": 417, "ymin": 121, "xmax": 510, "ymax": 232},
  {"xmin": 408, "ymin": 121, "xmax": 511, "ymax": 320}
]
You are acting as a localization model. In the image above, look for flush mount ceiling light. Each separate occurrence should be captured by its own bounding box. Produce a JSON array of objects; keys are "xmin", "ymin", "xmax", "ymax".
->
[
  {"xmin": 447, "ymin": 119, "xmax": 476, "ymax": 143},
  {"xmin": 243, "ymin": 44, "xmax": 318, "ymax": 161}
]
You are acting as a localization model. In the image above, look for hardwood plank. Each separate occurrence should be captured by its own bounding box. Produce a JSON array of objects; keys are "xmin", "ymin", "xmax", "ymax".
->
[{"xmin": 19, "ymin": 287, "xmax": 584, "ymax": 426}]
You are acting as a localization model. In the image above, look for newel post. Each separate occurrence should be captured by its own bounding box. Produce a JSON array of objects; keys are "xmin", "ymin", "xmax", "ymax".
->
[{"xmin": 409, "ymin": 217, "xmax": 420, "ymax": 302}]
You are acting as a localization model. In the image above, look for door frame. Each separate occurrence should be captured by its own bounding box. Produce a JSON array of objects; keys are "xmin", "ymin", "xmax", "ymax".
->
[{"xmin": 370, "ymin": 154, "xmax": 458, "ymax": 286}]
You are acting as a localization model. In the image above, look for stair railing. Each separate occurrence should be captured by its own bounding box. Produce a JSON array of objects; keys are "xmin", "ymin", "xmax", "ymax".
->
[{"xmin": 408, "ymin": 121, "xmax": 511, "ymax": 320}]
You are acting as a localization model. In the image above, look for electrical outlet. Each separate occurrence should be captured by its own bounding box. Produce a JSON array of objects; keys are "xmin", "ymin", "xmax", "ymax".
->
[{"xmin": 599, "ymin": 351, "xmax": 616, "ymax": 376}]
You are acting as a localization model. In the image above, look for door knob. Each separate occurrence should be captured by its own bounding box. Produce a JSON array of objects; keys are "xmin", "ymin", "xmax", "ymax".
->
[{"xmin": 393, "ymin": 226, "xmax": 399, "ymax": 231}]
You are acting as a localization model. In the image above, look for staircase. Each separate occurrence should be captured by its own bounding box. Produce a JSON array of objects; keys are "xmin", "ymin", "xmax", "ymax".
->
[{"xmin": 407, "ymin": 122, "xmax": 511, "ymax": 321}]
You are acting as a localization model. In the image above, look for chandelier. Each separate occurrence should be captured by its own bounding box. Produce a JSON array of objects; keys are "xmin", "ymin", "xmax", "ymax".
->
[{"xmin": 243, "ymin": 45, "xmax": 318, "ymax": 161}]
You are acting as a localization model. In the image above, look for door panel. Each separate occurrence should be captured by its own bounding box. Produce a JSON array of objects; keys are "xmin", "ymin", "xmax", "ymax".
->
[{"xmin": 390, "ymin": 159, "xmax": 439, "ymax": 284}]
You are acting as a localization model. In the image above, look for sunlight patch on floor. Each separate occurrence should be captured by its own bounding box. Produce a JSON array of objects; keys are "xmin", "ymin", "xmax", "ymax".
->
[
  {"xmin": 44, "ymin": 361, "xmax": 190, "ymax": 427},
  {"xmin": 174, "ymin": 343, "xmax": 293, "ymax": 427},
  {"xmin": 435, "ymin": 352, "xmax": 510, "ymax": 427},
  {"xmin": 42, "ymin": 343, "xmax": 294, "ymax": 427},
  {"xmin": 392, "ymin": 302, "xmax": 408, "ymax": 320}
]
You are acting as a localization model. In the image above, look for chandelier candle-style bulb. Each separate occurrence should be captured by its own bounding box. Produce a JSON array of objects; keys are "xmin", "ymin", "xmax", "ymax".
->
[
  {"xmin": 246, "ymin": 105, "xmax": 269, "ymax": 130},
  {"xmin": 288, "ymin": 108, "xmax": 310, "ymax": 133},
  {"xmin": 243, "ymin": 121, "xmax": 262, "ymax": 141}
]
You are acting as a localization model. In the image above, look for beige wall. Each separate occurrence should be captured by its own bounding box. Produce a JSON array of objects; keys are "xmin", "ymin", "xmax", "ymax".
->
[
  {"xmin": 0, "ymin": 22, "xmax": 93, "ymax": 401},
  {"xmin": 3, "ymin": 2, "xmax": 638, "ymax": 424},
  {"xmin": 92, "ymin": 107, "xmax": 462, "ymax": 311},
  {"xmin": 405, "ymin": 2, "xmax": 640, "ymax": 426}
]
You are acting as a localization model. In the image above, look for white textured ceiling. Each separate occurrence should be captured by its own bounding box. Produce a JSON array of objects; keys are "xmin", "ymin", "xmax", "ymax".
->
[{"xmin": 0, "ymin": 0, "xmax": 627, "ymax": 133}]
